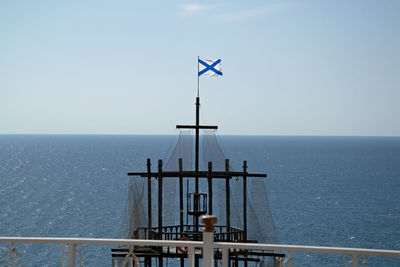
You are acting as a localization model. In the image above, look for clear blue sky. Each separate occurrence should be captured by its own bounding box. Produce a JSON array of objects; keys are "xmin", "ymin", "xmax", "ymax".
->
[{"xmin": 1, "ymin": 0, "xmax": 399, "ymax": 136}]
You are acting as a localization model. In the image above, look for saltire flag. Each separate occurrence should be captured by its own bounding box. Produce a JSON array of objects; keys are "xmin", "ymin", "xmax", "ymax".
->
[{"xmin": 198, "ymin": 58, "xmax": 223, "ymax": 77}]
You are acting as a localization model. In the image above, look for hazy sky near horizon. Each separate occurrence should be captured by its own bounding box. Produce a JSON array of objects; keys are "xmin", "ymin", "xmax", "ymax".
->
[{"xmin": 1, "ymin": 0, "xmax": 399, "ymax": 136}]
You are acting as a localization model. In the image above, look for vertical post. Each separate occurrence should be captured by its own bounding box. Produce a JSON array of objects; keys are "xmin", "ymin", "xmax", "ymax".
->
[
  {"xmin": 68, "ymin": 243, "xmax": 76, "ymax": 267},
  {"xmin": 197, "ymin": 56, "xmax": 200, "ymax": 97},
  {"xmin": 157, "ymin": 159, "xmax": 163, "ymax": 267},
  {"xmin": 195, "ymin": 97, "xmax": 200, "ymax": 179},
  {"xmin": 186, "ymin": 180, "xmax": 189, "ymax": 225},
  {"xmin": 188, "ymin": 247, "xmax": 195, "ymax": 267},
  {"xmin": 158, "ymin": 159, "xmax": 163, "ymax": 238},
  {"xmin": 225, "ymin": 159, "xmax": 231, "ymax": 241},
  {"xmin": 196, "ymin": 57, "xmax": 200, "ymax": 241},
  {"xmin": 352, "ymin": 254, "xmax": 359, "ymax": 267},
  {"xmin": 195, "ymin": 97, "xmax": 200, "ymax": 233},
  {"xmin": 208, "ymin": 162, "xmax": 213, "ymax": 215},
  {"xmin": 179, "ymin": 158, "xmax": 184, "ymax": 234},
  {"xmin": 243, "ymin": 160, "xmax": 248, "ymax": 267},
  {"xmin": 201, "ymin": 215, "xmax": 217, "ymax": 267},
  {"xmin": 179, "ymin": 159, "xmax": 185, "ymax": 267},
  {"xmin": 147, "ymin": 158, "xmax": 152, "ymax": 238},
  {"xmin": 222, "ymin": 248, "xmax": 229, "ymax": 267},
  {"xmin": 243, "ymin": 160, "xmax": 247, "ymax": 242}
]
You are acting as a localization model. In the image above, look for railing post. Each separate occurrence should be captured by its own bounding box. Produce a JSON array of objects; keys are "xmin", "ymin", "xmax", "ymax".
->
[
  {"xmin": 201, "ymin": 215, "xmax": 217, "ymax": 267},
  {"xmin": 222, "ymin": 248, "xmax": 229, "ymax": 267},
  {"xmin": 188, "ymin": 247, "xmax": 195, "ymax": 267},
  {"xmin": 352, "ymin": 254, "xmax": 359, "ymax": 267},
  {"xmin": 68, "ymin": 242, "xmax": 76, "ymax": 267}
]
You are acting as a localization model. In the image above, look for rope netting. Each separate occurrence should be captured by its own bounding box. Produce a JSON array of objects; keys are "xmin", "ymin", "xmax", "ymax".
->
[
  {"xmin": 121, "ymin": 131, "xmax": 194, "ymax": 239},
  {"xmin": 201, "ymin": 130, "xmax": 277, "ymax": 244},
  {"xmin": 120, "ymin": 129, "xmax": 277, "ymax": 248}
]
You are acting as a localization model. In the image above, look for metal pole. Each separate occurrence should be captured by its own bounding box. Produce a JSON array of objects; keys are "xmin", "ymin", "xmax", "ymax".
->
[
  {"xmin": 147, "ymin": 159, "xmax": 152, "ymax": 237},
  {"xmin": 195, "ymin": 97, "xmax": 200, "ymax": 177},
  {"xmin": 157, "ymin": 160, "xmax": 163, "ymax": 267},
  {"xmin": 186, "ymin": 180, "xmax": 189, "ymax": 226},
  {"xmin": 195, "ymin": 97, "xmax": 200, "ymax": 233},
  {"xmin": 179, "ymin": 158, "xmax": 184, "ymax": 267},
  {"xmin": 225, "ymin": 159, "xmax": 231, "ymax": 241},
  {"xmin": 179, "ymin": 158, "xmax": 184, "ymax": 234},
  {"xmin": 243, "ymin": 160, "xmax": 247, "ymax": 242},
  {"xmin": 208, "ymin": 162, "xmax": 213, "ymax": 215},
  {"xmin": 157, "ymin": 160, "xmax": 163, "ymax": 238}
]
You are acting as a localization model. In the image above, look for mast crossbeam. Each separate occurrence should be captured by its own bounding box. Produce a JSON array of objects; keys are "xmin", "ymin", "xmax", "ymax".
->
[
  {"xmin": 127, "ymin": 171, "xmax": 266, "ymax": 178},
  {"xmin": 176, "ymin": 125, "xmax": 218, "ymax": 129}
]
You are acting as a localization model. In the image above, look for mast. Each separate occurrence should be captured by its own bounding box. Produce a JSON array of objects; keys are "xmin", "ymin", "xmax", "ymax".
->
[
  {"xmin": 195, "ymin": 97, "xmax": 200, "ymax": 232},
  {"xmin": 195, "ymin": 97, "xmax": 200, "ymax": 189},
  {"xmin": 176, "ymin": 96, "xmax": 218, "ymax": 230}
]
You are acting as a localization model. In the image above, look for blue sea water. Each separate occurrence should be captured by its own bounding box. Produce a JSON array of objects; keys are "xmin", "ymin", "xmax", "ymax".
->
[{"xmin": 0, "ymin": 135, "xmax": 399, "ymax": 266}]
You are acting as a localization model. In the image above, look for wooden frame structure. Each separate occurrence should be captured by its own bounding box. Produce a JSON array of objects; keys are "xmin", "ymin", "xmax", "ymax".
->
[{"xmin": 112, "ymin": 97, "xmax": 284, "ymax": 266}]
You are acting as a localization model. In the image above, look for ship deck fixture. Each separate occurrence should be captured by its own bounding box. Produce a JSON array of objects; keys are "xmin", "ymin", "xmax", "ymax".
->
[{"xmin": 111, "ymin": 96, "xmax": 284, "ymax": 266}]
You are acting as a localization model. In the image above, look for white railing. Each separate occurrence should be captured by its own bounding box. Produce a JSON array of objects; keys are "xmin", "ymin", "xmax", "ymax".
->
[{"xmin": 1, "ymin": 235, "xmax": 399, "ymax": 267}]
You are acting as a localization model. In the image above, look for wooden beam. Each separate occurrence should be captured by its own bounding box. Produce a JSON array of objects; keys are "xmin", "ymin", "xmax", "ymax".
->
[
  {"xmin": 179, "ymin": 158, "xmax": 183, "ymax": 234},
  {"xmin": 207, "ymin": 162, "xmax": 213, "ymax": 215},
  {"xmin": 176, "ymin": 125, "xmax": 218, "ymax": 129},
  {"xmin": 243, "ymin": 160, "xmax": 247, "ymax": 242},
  {"xmin": 194, "ymin": 97, "xmax": 200, "ymax": 236},
  {"xmin": 225, "ymin": 159, "xmax": 230, "ymax": 241},
  {"xmin": 157, "ymin": 159, "xmax": 163, "ymax": 267},
  {"xmin": 128, "ymin": 171, "xmax": 266, "ymax": 178},
  {"xmin": 157, "ymin": 160, "xmax": 163, "ymax": 240},
  {"xmin": 147, "ymin": 158, "xmax": 152, "ymax": 236},
  {"xmin": 179, "ymin": 158, "xmax": 184, "ymax": 267}
]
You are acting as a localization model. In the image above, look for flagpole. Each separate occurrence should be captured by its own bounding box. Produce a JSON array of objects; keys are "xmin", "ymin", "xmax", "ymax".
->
[{"xmin": 197, "ymin": 56, "xmax": 199, "ymax": 97}]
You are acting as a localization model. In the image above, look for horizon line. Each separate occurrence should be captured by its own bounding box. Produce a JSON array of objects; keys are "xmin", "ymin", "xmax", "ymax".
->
[{"xmin": 1, "ymin": 133, "xmax": 399, "ymax": 138}]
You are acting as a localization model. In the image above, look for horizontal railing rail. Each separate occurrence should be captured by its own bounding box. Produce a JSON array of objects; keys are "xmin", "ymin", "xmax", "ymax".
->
[
  {"xmin": 1, "ymin": 236, "xmax": 399, "ymax": 267},
  {"xmin": 134, "ymin": 224, "xmax": 245, "ymax": 242}
]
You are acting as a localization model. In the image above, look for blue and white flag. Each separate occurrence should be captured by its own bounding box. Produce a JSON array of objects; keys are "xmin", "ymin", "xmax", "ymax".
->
[{"xmin": 198, "ymin": 58, "xmax": 223, "ymax": 77}]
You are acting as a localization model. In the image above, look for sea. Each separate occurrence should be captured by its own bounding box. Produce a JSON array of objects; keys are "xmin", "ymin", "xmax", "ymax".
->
[{"xmin": 0, "ymin": 134, "xmax": 399, "ymax": 266}]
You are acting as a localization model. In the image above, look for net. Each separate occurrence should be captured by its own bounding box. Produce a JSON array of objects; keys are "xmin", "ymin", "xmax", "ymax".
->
[
  {"xmin": 201, "ymin": 130, "xmax": 277, "ymax": 243},
  {"xmin": 121, "ymin": 130, "xmax": 277, "ymax": 242},
  {"xmin": 121, "ymin": 131, "xmax": 194, "ymax": 238}
]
